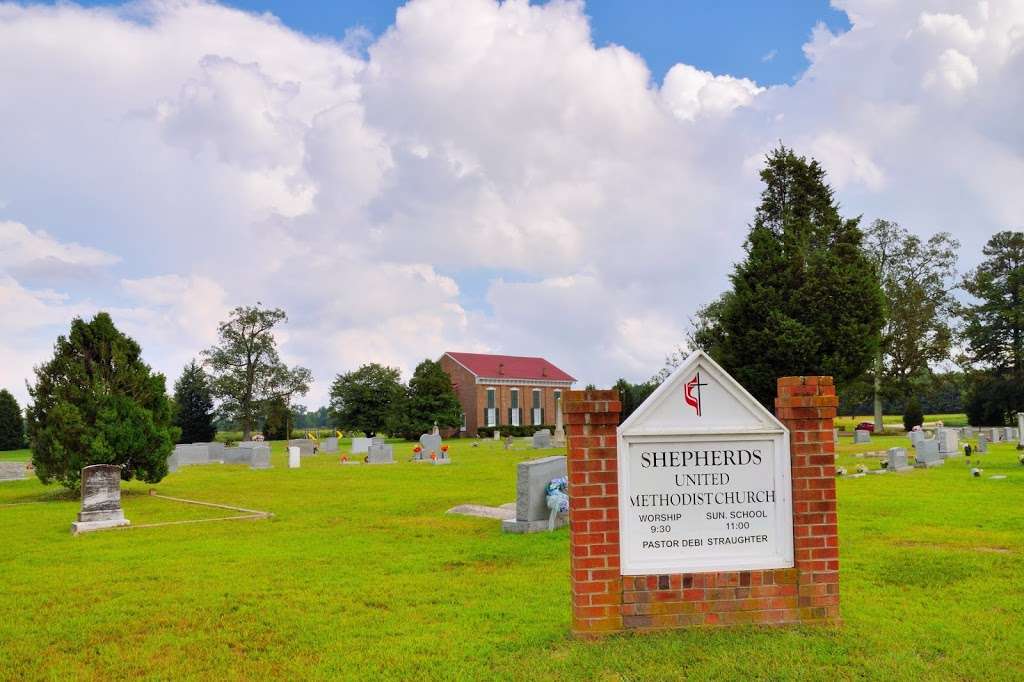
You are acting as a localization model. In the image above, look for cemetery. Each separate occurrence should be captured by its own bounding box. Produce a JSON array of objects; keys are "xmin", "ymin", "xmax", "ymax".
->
[{"xmin": 3, "ymin": 403, "xmax": 1024, "ymax": 679}]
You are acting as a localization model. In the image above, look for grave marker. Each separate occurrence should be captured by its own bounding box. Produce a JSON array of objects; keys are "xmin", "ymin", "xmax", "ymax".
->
[
  {"xmin": 531, "ymin": 428, "xmax": 552, "ymax": 449},
  {"xmin": 854, "ymin": 429, "xmax": 871, "ymax": 444},
  {"xmin": 367, "ymin": 442, "xmax": 394, "ymax": 464},
  {"xmin": 502, "ymin": 455, "xmax": 568, "ymax": 534},
  {"xmin": 554, "ymin": 397, "xmax": 566, "ymax": 446},
  {"xmin": 71, "ymin": 464, "xmax": 129, "ymax": 534},
  {"xmin": 886, "ymin": 447, "xmax": 912, "ymax": 472},
  {"xmin": 914, "ymin": 439, "xmax": 943, "ymax": 467},
  {"xmin": 288, "ymin": 446, "xmax": 300, "ymax": 469},
  {"xmin": 352, "ymin": 437, "xmax": 371, "ymax": 454}
]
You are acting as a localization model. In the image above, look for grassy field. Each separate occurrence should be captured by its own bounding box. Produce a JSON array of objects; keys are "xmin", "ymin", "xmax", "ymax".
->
[
  {"xmin": 2, "ymin": 434, "xmax": 1023, "ymax": 680},
  {"xmin": 834, "ymin": 413, "xmax": 968, "ymax": 430}
]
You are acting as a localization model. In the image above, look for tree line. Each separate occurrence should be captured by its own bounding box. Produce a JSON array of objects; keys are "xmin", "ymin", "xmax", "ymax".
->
[
  {"xmin": 614, "ymin": 145, "xmax": 1023, "ymax": 429},
  {"xmin": 6, "ymin": 302, "xmax": 462, "ymax": 489}
]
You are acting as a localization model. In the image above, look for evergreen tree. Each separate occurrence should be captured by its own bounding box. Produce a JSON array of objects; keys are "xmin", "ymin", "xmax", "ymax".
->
[
  {"xmin": 691, "ymin": 145, "xmax": 884, "ymax": 408},
  {"xmin": 960, "ymin": 231, "xmax": 1024, "ymax": 424},
  {"xmin": 172, "ymin": 360, "xmax": 216, "ymax": 444},
  {"xmin": 902, "ymin": 397, "xmax": 924, "ymax": 432},
  {"xmin": 613, "ymin": 378, "xmax": 659, "ymax": 423},
  {"xmin": 0, "ymin": 389, "xmax": 25, "ymax": 450},
  {"xmin": 262, "ymin": 396, "xmax": 291, "ymax": 440},
  {"xmin": 387, "ymin": 359, "xmax": 462, "ymax": 439},
  {"xmin": 25, "ymin": 313, "xmax": 179, "ymax": 490},
  {"xmin": 329, "ymin": 363, "xmax": 404, "ymax": 437}
]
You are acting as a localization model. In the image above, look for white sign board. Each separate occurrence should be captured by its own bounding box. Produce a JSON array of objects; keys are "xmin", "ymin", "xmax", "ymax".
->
[{"xmin": 617, "ymin": 351, "xmax": 793, "ymax": 575}]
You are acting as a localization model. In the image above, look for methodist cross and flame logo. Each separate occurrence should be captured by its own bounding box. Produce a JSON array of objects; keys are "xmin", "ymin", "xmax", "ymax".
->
[{"xmin": 684, "ymin": 371, "xmax": 708, "ymax": 417}]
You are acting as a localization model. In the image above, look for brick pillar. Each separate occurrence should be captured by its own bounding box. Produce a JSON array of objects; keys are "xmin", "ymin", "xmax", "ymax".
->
[
  {"xmin": 564, "ymin": 389, "xmax": 622, "ymax": 635},
  {"xmin": 774, "ymin": 376, "xmax": 841, "ymax": 624}
]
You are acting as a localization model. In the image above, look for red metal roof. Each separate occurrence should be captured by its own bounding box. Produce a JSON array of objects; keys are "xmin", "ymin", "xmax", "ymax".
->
[{"xmin": 445, "ymin": 352, "xmax": 576, "ymax": 382}]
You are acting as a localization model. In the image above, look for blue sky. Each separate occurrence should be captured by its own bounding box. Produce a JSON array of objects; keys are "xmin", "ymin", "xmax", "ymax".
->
[{"xmin": 63, "ymin": 0, "xmax": 850, "ymax": 85}]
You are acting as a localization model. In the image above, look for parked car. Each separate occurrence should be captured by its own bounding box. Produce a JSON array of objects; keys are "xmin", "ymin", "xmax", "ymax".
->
[{"xmin": 855, "ymin": 421, "xmax": 875, "ymax": 432}]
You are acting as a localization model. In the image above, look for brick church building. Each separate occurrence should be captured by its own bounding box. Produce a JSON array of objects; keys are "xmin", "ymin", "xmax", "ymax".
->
[{"xmin": 439, "ymin": 352, "xmax": 576, "ymax": 436}]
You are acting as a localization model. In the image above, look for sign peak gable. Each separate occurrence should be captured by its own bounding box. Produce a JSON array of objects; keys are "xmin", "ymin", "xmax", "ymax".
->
[{"xmin": 619, "ymin": 350, "xmax": 785, "ymax": 436}]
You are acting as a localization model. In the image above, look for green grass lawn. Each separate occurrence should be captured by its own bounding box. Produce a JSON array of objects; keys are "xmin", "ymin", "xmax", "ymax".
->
[
  {"xmin": 835, "ymin": 413, "xmax": 968, "ymax": 430},
  {"xmin": 2, "ymin": 435, "xmax": 1023, "ymax": 680}
]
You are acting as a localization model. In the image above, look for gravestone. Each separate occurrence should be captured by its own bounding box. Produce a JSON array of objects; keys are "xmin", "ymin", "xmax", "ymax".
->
[
  {"xmin": 964, "ymin": 426, "xmax": 974, "ymax": 439},
  {"xmin": 833, "ymin": 428, "xmax": 839, "ymax": 446},
  {"xmin": 989, "ymin": 427, "xmax": 1001, "ymax": 442},
  {"xmin": 288, "ymin": 439, "xmax": 316, "ymax": 456},
  {"xmin": 531, "ymin": 428, "xmax": 552, "ymax": 449},
  {"xmin": 205, "ymin": 442, "xmax": 225, "ymax": 462},
  {"xmin": 288, "ymin": 446, "xmax": 300, "ymax": 469},
  {"xmin": 936, "ymin": 428, "xmax": 958, "ymax": 456},
  {"xmin": 173, "ymin": 443, "xmax": 210, "ymax": 466},
  {"xmin": 502, "ymin": 455, "xmax": 568, "ymax": 534},
  {"xmin": 249, "ymin": 445, "xmax": 272, "ymax": 469},
  {"xmin": 909, "ymin": 430, "xmax": 925, "ymax": 448},
  {"xmin": 493, "ymin": 430, "xmax": 500, "ymax": 441},
  {"xmin": 914, "ymin": 439, "xmax": 943, "ymax": 467},
  {"xmin": 886, "ymin": 447, "xmax": 912, "ymax": 472},
  {"xmin": 222, "ymin": 444, "xmax": 250, "ymax": 464},
  {"xmin": 977, "ymin": 434, "xmax": 989, "ymax": 453},
  {"xmin": 321, "ymin": 436, "xmax": 339, "ymax": 453},
  {"xmin": 352, "ymin": 437, "xmax": 371, "ymax": 454},
  {"xmin": 1018, "ymin": 413, "xmax": 1024, "ymax": 446},
  {"xmin": 71, "ymin": 464, "xmax": 130, "ymax": 534},
  {"xmin": 0, "ymin": 461, "xmax": 28, "ymax": 482},
  {"xmin": 854, "ymin": 429, "xmax": 871, "ymax": 444},
  {"xmin": 1004, "ymin": 427, "xmax": 1015, "ymax": 442},
  {"xmin": 418, "ymin": 433, "xmax": 442, "ymax": 459},
  {"xmin": 554, "ymin": 397, "xmax": 566, "ymax": 446},
  {"xmin": 367, "ymin": 442, "xmax": 394, "ymax": 464}
]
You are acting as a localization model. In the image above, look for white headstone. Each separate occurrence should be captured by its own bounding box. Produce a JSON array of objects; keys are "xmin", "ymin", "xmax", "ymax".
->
[
  {"xmin": 288, "ymin": 446, "xmax": 300, "ymax": 469},
  {"xmin": 554, "ymin": 397, "xmax": 566, "ymax": 446},
  {"xmin": 616, "ymin": 350, "xmax": 793, "ymax": 575}
]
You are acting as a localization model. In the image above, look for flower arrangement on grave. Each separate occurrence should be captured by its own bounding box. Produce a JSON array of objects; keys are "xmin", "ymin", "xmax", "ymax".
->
[
  {"xmin": 855, "ymin": 464, "xmax": 867, "ymax": 474},
  {"xmin": 545, "ymin": 476, "xmax": 569, "ymax": 514},
  {"xmin": 836, "ymin": 467, "xmax": 847, "ymax": 476},
  {"xmin": 413, "ymin": 445, "xmax": 422, "ymax": 454},
  {"xmin": 441, "ymin": 445, "xmax": 449, "ymax": 453},
  {"xmin": 341, "ymin": 454, "xmax": 348, "ymax": 463},
  {"xmin": 880, "ymin": 459, "xmax": 888, "ymax": 469},
  {"xmin": 971, "ymin": 467, "xmax": 983, "ymax": 477},
  {"xmin": 430, "ymin": 452, "xmax": 437, "ymax": 461}
]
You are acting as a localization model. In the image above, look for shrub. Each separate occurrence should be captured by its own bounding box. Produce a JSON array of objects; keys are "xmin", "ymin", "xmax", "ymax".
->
[{"xmin": 903, "ymin": 398, "xmax": 924, "ymax": 432}]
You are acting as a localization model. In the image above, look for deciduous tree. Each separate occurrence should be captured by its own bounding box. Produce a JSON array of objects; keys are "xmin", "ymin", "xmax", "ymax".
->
[{"xmin": 329, "ymin": 363, "xmax": 404, "ymax": 437}]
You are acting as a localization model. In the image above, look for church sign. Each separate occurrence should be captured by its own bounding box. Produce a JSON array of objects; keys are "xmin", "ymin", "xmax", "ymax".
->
[{"xmin": 617, "ymin": 351, "xmax": 793, "ymax": 575}]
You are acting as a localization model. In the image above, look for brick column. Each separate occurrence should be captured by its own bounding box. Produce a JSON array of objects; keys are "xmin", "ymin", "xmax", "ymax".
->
[
  {"xmin": 564, "ymin": 389, "xmax": 622, "ymax": 635},
  {"xmin": 774, "ymin": 376, "xmax": 841, "ymax": 624}
]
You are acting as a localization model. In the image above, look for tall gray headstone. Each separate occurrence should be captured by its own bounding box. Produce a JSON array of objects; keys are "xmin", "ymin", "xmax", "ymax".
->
[
  {"xmin": 71, "ymin": 465, "xmax": 129, "ymax": 534},
  {"xmin": 249, "ymin": 444, "xmax": 272, "ymax": 469},
  {"xmin": 352, "ymin": 437, "xmax": 371, "ymax": 454},
  {"xmin": 321, "ymin": 436, "xmax": 339, "ymax": 453},
  {"xmin": 854, "ymin": 429, "xmax": 871, "ymax": 444},
  {"xmin": 909, "ymin": 430, "xmax": 924, "ymax": 448},
  {"xmin": 1018, "ymin": 413, "xmax": 1024, "ymax": 447},
  {"xmin": 977, "ymin": 435, "xmax": 988, "ymax": 453},
  {"xmin": 936, "ymin": 428, "xmax": 958, "ymax": 455},
  {"xmin": 989, "ymin": 427, "xmax": 1001, "ymax": 442},
  {"xmin": 914, "ymin": 439, "xmax": 943, "ymax": 468},
  {"xmin": 502, "ymin": 455, "xmax": 568, "ymax": 534},
  {"xmin": 493, "ymin": 430, "xmax": 501, "ymax": 441},
  {"xmin": 532, "ymin": 428, "xmax": 552, "ymax": 449}
]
